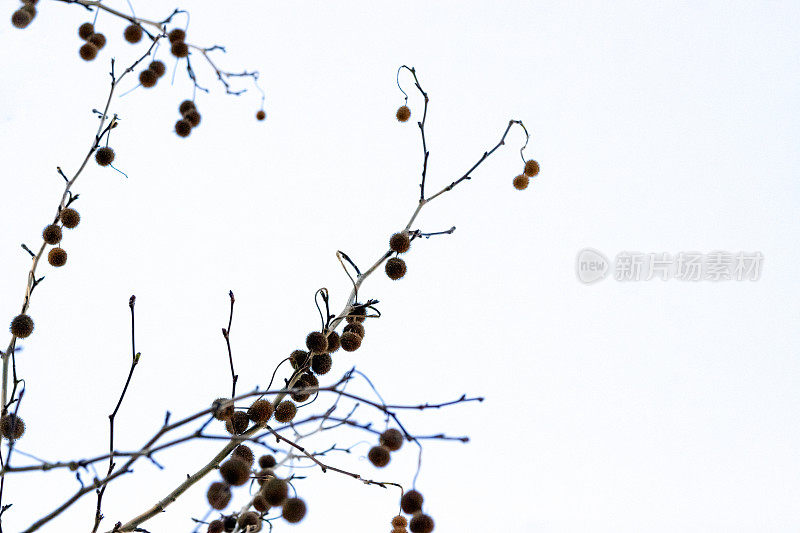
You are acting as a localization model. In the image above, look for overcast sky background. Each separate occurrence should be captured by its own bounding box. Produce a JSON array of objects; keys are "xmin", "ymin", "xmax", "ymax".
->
[{"xmin": 1, "ymin": 1, "xmax": 799, "ymax": 532}]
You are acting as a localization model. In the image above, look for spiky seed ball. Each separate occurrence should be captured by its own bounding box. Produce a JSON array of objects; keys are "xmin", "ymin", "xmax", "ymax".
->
[
  {"xmin": 256, "ymin": 110, "xmax": 266, "ymax": 121},
  {"xmin": 262, "ymin": 477, "xmax": 288, "ymax": 506},
  {"xmin": 524, "ymin": 159, "xmax": 540, "ymax": 177},
  {"xmin": 232, "ymin": 444, "xmax": 254, "ymax": 466},
  {"xmin": 11, "ymin": 9, "xmax": 32, "ymax": 28},
  {"xmin": 175, "ymin": 119, "xmax": 192, "ymax": 138},
  {"xmin": 343, "ymin": 322, "xmax": 365, "ymax": 339},
  {"xmin": 223, "ymin": 516, "xmax": 236, "ymax": 532},
  {"xmin": 410, "ymin": 513, "xmax": 434, "ymax": 533},
  {"xmin": 282, "ymin": 498, "xmax": 307, "ymax": 524},
  {"xmin": 368, "ymin": 445, "xmax": 391, "ymax": 468},
  {"xmin": 306, "ymin": 331, "xmax": 328, "ymax": 353},
  {"xmin": 10, "ymin": 314, "xmax": 34, "ymax": 339},
  {"xmin": 95, "ymin": 146, "xmax": 115, "ymax": 166},
  {"xmin": 255, "ymin": 467, "xmax": 274, "ymax": 486},
  {"xmin": 42, "ymin": 224, "xmax": 62, "ymax": 245},
  {"xmin": 392, "ymin": 515, "xmax": 408, "ymax": 528},
  {"xmin": 184, "ymin": 109, "xmax": 201, "ymax": 127},
  {"xmin": 168, "ymin": 28, "xmax": 186, "ymax": 42},
  {"xmin": 339, "ymin": 331, "xmax": 362, "ymax": 352},
  {"xmin": 225, "ymin": 411, "xmax": 250, "ymax": 435},
  {"xmin": 0, "ymin": 414, "xmax": 25, "ymax": 441},
  {"xmin": 380, "ymin": 428, "xmax": 404, "ymax": 451},
  {"xmin": 396, "ymin": 105, "xmax": 411, "ymax": 122},
  {"xmin": 513, "ymin": 174, "xmax": 529, "ymax": 190},
  {"xmin": 139, "ymin": 68, "xmax": 158, "ymax": 88},
  {"xmin": 274, "ymin": 400, "xmax": 297, "ymax": 423},
  {"xmin": 247, "ymin": 399, "xmax": 273, "ymax": 424},
  {"xmin": 207, "ymin": 519, "xmax": 224, "ymax": 533},
  {"xmin": 401, "ymin": 490, "xmax": 424, "ymax": 514},
  {"xmin": 171, "ymin": 41, "xmax": 189, "ymax": 58},
  {"xmin": 325, "ymin": 330, "xmax": 340, "ymax": 353},
  {"xmin": 311, "ymin": 353, "xmax": 332, "ymax": 375},
  {"xmin": 390, "ymin": 232, "xmax": 411, "ymax": 253},
  {"xmin": 206, "ymin": 481, "xmax": 232, "ymax": 510},
  {"xmin": 48, "ymin": 248, "xmax": 67, "ymax": 267},
  {"xmin": 88, "ymin": 32, "xmax": 106, "ymax": 49},
  {"xmin": 238, "ymin": 512, "xmax": 259, "ymax": 530},
  {"xmin": 21, "ymin": 3, "xmax": 36, "ymax": 17},
  {"xmin": 212, "ymin": 398, "xmax": 234, "ymax": 420},
  {"xmin": 301, "ymin": 372, "xmax": 319, "ymax": 388},
  {"xmin": 253, "ymin": 494, "xmax": 270, "ymax": 512},
  {"xmin": 78, "ymin": 22, "xmax": 94, "ymax": 39},
  {"xmin": 79, "ymin": 42, "xmax": 98, "ymax": 61},
  {"xmin": 220, "ymin": 458, "xmax": 250, "ymax": 486},
  {"xmin": 179, "ymin": 99, "xmax": 195, "ymax": 114},
  {"xmin": 290, "ymin": 381, "xmax": 311, "ymax": 403},
  {"xmin": 123, "ymin": 23, "xmax": 143, "ymax": 43},
  {"xmin": 289, "ymin": 349, "xmax": 310, "ymax": 370},
  {"xmin": 59, "ymin": 208, "xmax": 80, "ymax": 229},
  {"xmin": 346, "ymin": 305, "xmax": 366, "ymax": 324},
  {"xmin": 258, "ymin": 454, "xmax": 277, "ymax": 469},
  {"xmin": 149, "ymin": 60, "xmax": 166, "ymax": 78},
  {"xmin": 385, "ymin": 257, "xmax": 407, "ymax": 280}
]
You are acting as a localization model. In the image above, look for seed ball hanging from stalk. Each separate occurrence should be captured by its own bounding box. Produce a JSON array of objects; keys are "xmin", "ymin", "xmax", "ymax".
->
[
  {"xmin": 524, "ymin": 159, "xmax": 540, "ymax": 177},
  {"xmin": 237, "ymin": 512, "xmax": 260, "ymax": 530},
  {"xmin": 390, "ymin": 232, "xmax": 411, "ymax": 253},
  {"xmin": 79, "ymin": 42, "xmax": 98, "ymax": 61},
  {"xmin": 11, "ymin": 9, "xmax": 32, "ymax": 29},
  {"xmin": 95, "ymin": 146, "xmax": 115, "ymax": 166},
  {"xmin": 139, "ymin": 68, "xmax": 158, "ymax": 88},
  {"xmin": 184, "ymin": 109, "xmax": 201, "ymax": 127},
  {"xmin": 232, "ymin": 444, "xmax": 254, "ymax": 466},
  {"xmin": 513, "ymin": 174, "xmax": 529, "ymax": 190},
  {"xmin": 149, "ymin": 60, "xmax": 166, "ymax": 78},
  {"xmin": 311, "ymin": 352, "xmax": 332, "ymax": 375},
  {"xmin": 262, "ymin": 477, "xmax": 288, "ymax": 506},
  {"xmin": 326, "ymin": 330, "xmax": 340, "ymax": 353},
  {"xmin": 274, "ymin": 400, "xmax": 297, "ymax": 423},
  {"xmin": 59, "ymin": 208, "xmax": 80, "ymax": 229},
  {"xmin": 306, "ymin": 331, "xmax": 328, "ymax": 353},
  {"xmin": 401, "ymin": 490, "xmax": 424, "ymax": 514},
  {"xmin": 168, "ymin": 28, "xmax": 186, "ymax": 43},
  {"xmin": 282, "ymin": 498, "xmax": 307, "ymax": 523},
  {"xmin": 123, "ymin": 23, "xmax": 143, "ymax": 43},
  {"xmin": 179, "ymin": 99, "xmax": 195, "ymax": 114},
  {"xmin": 396, "ymin": 105, "xmax": 411, "ymax": 122},
  {"xmin": 346, "ymin": 305, "xmax": 366, "ymax": 324},
  {"xmin": 9, "ymin": 315, "xmax": 34, "ymax": 339},
  {"xmin": 207, "ymin": 519, "xmax": 224, "ymax": 533},
  {"xmin": 0, "ymin": 414, "xmax": 25, "ymax": 441},
  {"xmin": 409, "ymin": 513, "xmax": 435, "ymax": 533},
  {"xmin": 78, "ymin": 22, "xmax": 94, "ymax": 40},
  {"xmin": 247, "ymin": 399, "xmax": 273, "ymax": 424},
  {"xmin": 289, "ymin": 349, "xmax": 310, "ymax": 370},
  {"xmin": 48, "ymin": 247, "xmax": 67, "ymax": 267},
  {"xmin": 206, "ymin": 481, "xmax": 232, "ymax": 510},
  {"xmin": 88, "ymin": 32, "xmax": 106, "ymax": 49},
  {"xmin": 392, "ymin": 515, "xmax": 408, "ymax": 528},
  {"xmin": 380, "ymin": 428, "xmax": 404, "ymax": 451},
  {"xmin": 343, "ymin": 322, "xmax": 365, "ymax": 339},
  {"xmin": 42, "ymin": 224, "xmax": 62, "ymax": 245},
  {"xmin": 171, "ymin": 41, "xmax": 189, "ymax": 58},
  {"xmin": 222, "ymin": 516, "xmax": 236, "ymax": 531},
  {"xmin": 175, "ymin": 119, "xmax": 192, "ymax": 138},
  {"xmin": 385, "ymin": 257, "xmax": 407, "ymax": 280},
  {"xmin": 256, "ymin": 110, "xmax": 266, "ymax": 121},
  {"xmin": 212, "ymin": 398, "xmax": 234, "ymax": 420},
  {"xmin": 225, "ymin": 411, "xmax": 250, "ymax": 435},
  {"xmin": 253, "ymin": 494, "xmax": 270, "ymax": 512},
  {"xmin": 220, "ymin": 458, "xmax": 251, "ymax": 486},
  {"xmin": 368, "ymin": 445, "xmax": 391, "ymax": 467},
  {"xmin": 339, "ymin": 331, "xmax": 362, "ymax": 352}
]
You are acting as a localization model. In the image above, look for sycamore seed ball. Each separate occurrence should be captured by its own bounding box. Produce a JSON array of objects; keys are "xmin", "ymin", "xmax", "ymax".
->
[
  {"xmin": 282, "ymin": 498, "xmax": 307, "ymax": 523},
  {"xmin": 385, "ymin": 257, "xmax": 407, "ymax": 280},
  {"xmin": 253, "ymin": 493, "xmax": 270, "ymax": 512},
  {"xmin": 401, "ymin": 490, "xmax": 424, "ymax": 514},
  {"xmin": 79, "ymin": 42, "xmax": 98, "ymax": 61},
  {"xmin": 10, "ymin": 314, "xmax": 34, "ymax": 338},
  {"xmin": 524, "ymin": 159, "xmax": 540, "ymax": 177},
  {"xmin": 88, "ymin": 32, "xmax": 106, "ymax": 49},
  {"xmin": 212, "ymin": 397, "xmax": 234, "ymax": 420},
  {"xmin": 392, "ymin": 515, "xmax": 408, "ymax": 528},
  {"xmin": 396, "ymin": 105, "xmax": 411, "ymax": 122},
  {"xmin": 289, "ymin": 349, "xmax": 310, "ymax": 370},
  {"xmin": 78, "ymin": 22, "xmax": 94, "ymax": 40},
  {"xmin": 343, "ymin": 322, "xmax": 365, "ymax": 339},
  {"xmin": 306, "ymin": 331, "xmax": 328, "ymax": 353},
  {"xmin": 368, "ymin": 445, "xmax": 391, "ymax": 468},
  {"xmin": 223, "ymin": 516, "xmax": 236, "ymax": 531},
  {"xmin": 149, "ymin": 60, "xmax": 166, "ymax": 78},
  {"xmin": 60, "ymin": 208, "xmax": 80, "ymax": 229},
  {"xmin": 220, "ymin": 458, "xmax": 251, "ymax": 486},
  {"xmin": 262, "ymin": 477, "xmax": 288, "ymax": 506},
  {"xmin": 184, "ymin": 109, "xmax": 201, "ymax": 127},
  {"xmin": 207, "ymin": 519, "xmax": 224, "ymax": 533},
  {"xmin": 256, "ymin": 110, "xmax": 266, "ymax": 121},
  {"xmin": 225, "ymin": 411, "xmax": 250, "ymax": 435},
  {"xmin": 380, "ymin": 428, "xmax": 404, "ymax": 451},
  {"xmin": 237, "ymin": 512, "xmax": 259, "ymax": 530},
  {"xmin": 139, "ymin": 69, "xmax": 158, "ymax": 88},
  {"xmin": 179, "ymin": 99, "xmax": 195, "ymax": 114},
  {"xmin": 42, "ymin": 224, "xmax": 62, "ymax": 245},
  {"xmin": 232, "ymin": 444, "xmax": 254, "ymax": 466},
  {"xmin": 124, "ymin": 23, "xmax": 143, "ymax": 43},
  {"xmin": 168, "ymin": 28, "xmax": 186, "ymax": 42},
  {"xmin": 259, "ymin": 454, "xmax": 277, "ymax": 469},
  {"xmin": 390, "ymin": 232, "xmax": 411, "ymax": 253},
  {"xmin": 95, "ymin": 146, "xmax": 115, "ymax": 166},
  {"xmin": 311, "ymin": 353, "xmax": 332, "ymax": 375},
  {"xmin": 171, "ymin": 41, "xmax": 189, "ymax": 58},
  {"xmin": 247, "ymin": 399, "xmax": 273, "ymax": 423},
  {"xmin": 11, "ymin": 9, "xmax": 32, "ymax": 29},
  {"xmin": 48, "ymin": 248, "xmax": 67, "ymax": 267},
  {"xmin": 326, "ymin": 330, "xmax": 340, "ymax": 353},
  {"xmin": 274, "ymin": 400, "xmax": 297, "ymax": 423},
  {"xmin": 0, "ymin": 414, "xmax": 25, "ymax": 441},
  {"xmin": 175, "ymin": 119, "xmax": 192, "ymax": 138},
  {"xmin": 513, "ymin": 174, "xmax": 529, "ymax": 190},
  {"xmin": 206, "ymin": 481, "xmax": 232, "ymax": 510},
  {"xmin": 339, "ymin": 331, "xmax": 362, "ymax": 352},
  {"xmin": 409, "ymin": 513, "xmax": 435, "ymax": 533}
]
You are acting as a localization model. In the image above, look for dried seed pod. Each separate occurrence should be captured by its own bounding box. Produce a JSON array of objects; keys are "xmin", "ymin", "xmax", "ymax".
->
[
  {"xmin": 343, "ymin": 322, "xmax": 364, "ymax": 339},
  {"xmin": 368, "ymin": 445, "xmax": 391, "ymax": 467},
  {"xmin": 325, "ymin": 330, "xmax": 340, "ymax": 353},
  {"xmin": 409, "ymin": 513, "xmax": 435, "ymax": 533},
  {"xmin": 401, "ymin": 490, "xmax": 423, "ymax": 514},
  {"xmin": 389, "ymin": 232, "xmax": 411, "ymax": 253},
  {"xmin": 339, "ymin": 331, "xmax": 362, "ymax": 352},
  {"xmin": 385, "ymin": 257, "xmax": 407, "ymax": 280},
  {"xmin": 346, "ymin": 306, "xmax": 367, "ymax": 323},
  {"xmin": 305, "ymin": 331, "xmax": 328, "ymax": 353},
  {"xmin": 289, "ymin": 349, "xmax": 310, "ymax": 370},
  {"xmin": 262, "ymin": 477, "xmax": 288, "ymax": 506},
  {"xmin": 223, "ymin": 515, "xmax": 236, "ymax": 531},
  {"xmin": 513, "ymin": 174, "xmax": 529, "ymax": 190},
  {"xmin": 179, "ymin": 99, "xmax": 196, "ymax": 114},
  {"xmin": 78, "ymin": 22, "xmax": 94, "ymax": 40},
  {"xmin": 282, "ymin": 498, "xmax": 307, "ymax": 523},
  {"xmin": 256, "ymin": 110, "xmax": 266, "ymax": 121},
  {"xmin": 206, "ymin": 481, "xmax": 232, "ymax": 510},
  {"xmin": 88, "ymin": 32, "xmax": 106, "ymax": 49},
  {"xmin": 274, "ymin": 400, "xmax": 297, "ymax": 423},
  {"xmin": 392, "ymin": 515, "xmax": 408, "ymax": 528},
  {"xmin": 396, "ymin": 105, "xmax": 411, "ymax": 122},
  {"xmin": 79, "ymin": 42, "xmax": 98, "ymax": 61},
  {"xmin": 149, "ymin": 60, "xmax": 166, "ymax": 78},
  {"xmin": 311, "ymin": 353, "xmax": 332, "ymax": 375},
  {"xmin": 524, "ymin": 159, "xmax": 540, "ymax": 177},
  {"xmin": 290, "ymin": 378, "xmax": 311, "ymax": 403},
  {"xmin": 11, "ymin": 9, "xmax": 32, "ymax": 29},
  {"xmin": 42, "ymin": 224, "xmax": 62, "ymax": 245},
  {"xmin": 237, "ymin": 512, "xmax": 260, "ymax": 530},
  {"xmin": 225, "ymin": 411, "xmax": 250, "ymax": 435},
  {"xmin": 212, "ymin": 398, "xmax": 234, "ymax": 420},
  {"xmin": 300, "ymin": 372, "xmax": 319, "ymax": 388},
  {"xmin": 59, "ymin": 208, "xmax": 80, "ymax": 229},
  {"xmin": 21, "ymin": 3, "xmax": 36, "ymax": 17},
  {"xmin": 258, "ymin": 454, "xmax": 276, "ymax": 469},
  {"xmin": 253, "ymin": 493, "xmax": 270, "ymax": 512},
  {"xmin": 175, "ymin": 119, "xmax": 192, "ymax": 138},
  {"xmin": 220, "ymin": 458, "xmax": 251, "ymax": 486},
  {"xmin": 247, "ymin": 399, "xmax": 273, "ymax": 424},
  {"xmin": 139, "ymin": 69, "xmax": 158, "ymax": 88},
  {"xmin": 207, "ymin": 519, "xmax": 224, "ymax": 533},
  {"xmin": 123, "ymin": 23, "xmax": 143, "ymax": 43},
  {"xmin": 0, "ymin": 414, "xmax": 25, "ymax": 440},
  {"xmin": 95, "ymin": 146, "xmax": 115, "ymax": 166},
  {"xmin": 48, "ymin": 247, "xmax": 67, "ymax": 267},
  {"xmin": 171, "ymin": 40, "xmax": 189, "ymax": 58},
  {"xmin": 380, "ymin": 428, "xmax": 404, "ymax": 451},
  {"xmin": 168, "ymin": 28, "xmax": 186, "ymax": 42},
  {"xmin": 10, "ymin": 314, "xmax": 34, "ymax": 338},
  {"xmin": 184, "ymin": 109, "xmax": 202, "ymax": 127},
  {"xmin": 232, "ymin": 444, "xmax": 254, "ymax": 466}
]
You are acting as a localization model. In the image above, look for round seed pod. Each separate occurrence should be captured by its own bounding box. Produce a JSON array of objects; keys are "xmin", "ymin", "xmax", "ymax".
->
[
  {"xmin": 282, "ymin": 498, "xmax": 306, "ymax": 523},
  {"xmin": 184, "ymin": 109, "xmax": 201, "ymax": 127},
  {"xmin": 409, "ymin": 513, "xmax": 434, "ymax": 533},
  {"xmin": 513, "ymin": 174, "xmax": 529, "ymax": 190},
  {"xmin": 79, "ymin": 42, "xmax": 98, "ymax": 61},
  {"xmin": 380, "ymin": 428, "xmax": 404, "ymax": 451},
  {"xmin": 237, "ymin": 511, "xmax": 260, "ymax": 530},
  {"xmin": 78, "ymin": 22, "xmax": 94, "ymax": 40},
  {"xmin": 290, "ymin": 378, "xmax": 311, "ymax": 403},
  {"xmin": 339, "ymin": 331, "xmax": 362, "ymax": 352},
  {"xmin": 48, "ymin": 247, "xmax": 67, "ymax": 267},
  {"xmin": 123, "ymin": 23, "xmax": 143, "ymax": 43},
  {"xmin": 305, "ymin": 331, "xmax": 328, "ymax": 353},
  {"xmin": 179, "ymin": 99, "xmax": 196, "ymax": 114},
  {"xmin": 0, "ymin": 414, "xmax": 25, "ymax": 441},
  {"xmin": 396, "ymin": 105, "xmax": 411, "ymax": 122},
  {"xmin": 253, "ymin": 493, "xmax": 270, "ymax": 512},
  {"xmin": 262, "ymin": 477, "xmax": 288, "ymax": 506},
  {"xmin": 311, "ymin": 353, "xmax": 332, "ymax": 375},
  {"xmin": 385, "ymin": 257, "xmax": 407, "ymax": 280},
  {"xmin": 220, "ymin": 458, "xmax": 250, "ymax": 486},
  {"xmin": 95, "ymin": 146, "xmax": 115, "ymax": 166},
  {"xmin": 258, "ymin": 454, "xmax": 276, "ymax": 469},
  {"xmin": 149, "ymin": 60, "xmax": 166, "ymax": 78},
  {"xmin": 392, "ymin": 528, "xmax": 407, "ymax": 533},
  {"xmin": 524, "ymin": 159, "xmax": 540, "ymax": 177},
  {"xmin": 325, "ymin": 330, "xmax": 340, "ymax": 353},
  {"xmin": 343, "ymin": 322, "xmax": 364, "ymax": 339},
  {"xmin": 206, "ymin": 481, "xmax": 232, "ymax": 510},
  {"xmin": 254, "ymin": 467, "xmax": 274, "ymax": 486},
  {"xmin": 401, "ymin": 490, "xmax": 423, "ymax": 514},
  {"xmin": 207, "ymin": 519, "xmax": 224, "ymax": 533},
  {"xmin": 232, "ymin": 444, "xmax": 254, "ymax": 466},
  {"xmin": 168, "ymin": 28, "xmax": 186, "ymax": 42},
  {"xmin": 171, "ymin": 41, "xmax": 189, "ymax": 58},
  {"xmin": 10, "ymin": 314, "xmax": 34, "ymax": 338},
  {"xmin": 247, "ymin": 399, "xmax": 273, "ymax": 424},
  {"xmin": 392, "ymin": 515, "xmax": 408, "ymax": 528},
  {"xmin": 300, "ymin": 372, "xmax": 319, "ymax": 388},
  {"xmin": 368, "ymin": 445, "xmax": 390, "ymax": 467},
  {"xmin": 289, "ymin": 349, "xmax": 310, "ymax": 370},
  {"xmin": 223, "ymin": 515, "xmax": 236, "ymax": 531},
  {"xmin": 212, "ymin": 398, "xmax": 234, "ymax": 420},
  {"xmin": 225, "ymin": 411, "xmax": 250, "ymax": 435},
  {"xmin": 256, "ymin": 110, "xmax": 266, "ymax": 121},
  {"xmin": 11, "ymin": 9, "xmax": 32, "ymax": 29},
  {"xmin": 274, "ymin": 401, "xmax": 297, "ymax": 423},
  {"xmin": 389, "ymin": 232, "xmax": 411, "ymax": 253},
  {"xmin": 42, "ymin": 224, "xmax": 62, "ymax": 245},
  {"xmin": 175, "ymin": 119, "xmax": 192, "ymax": 138},
  {"xmin": 346, "ymin": 306, "xmax": 366, "ymax": 323},
  {"xmin": 139, "ymin": 69, "xmax": 158, "ymax": 88},
  {"xmin": 59, "ymin": 208, "xmax": 80, "ymax": 229},
  {"xmin": 21, "ymin": 3, "xmax": 36, "ymax": 17},
  {"xmin": 88, "ymin": 33, "xmax": 106, "ymax": 49}
]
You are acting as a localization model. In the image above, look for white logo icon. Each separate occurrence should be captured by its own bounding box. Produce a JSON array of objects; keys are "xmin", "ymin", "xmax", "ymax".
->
[{"xmin": 576, "ymin": 248, "xmax": 609, "ymax": 284}]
